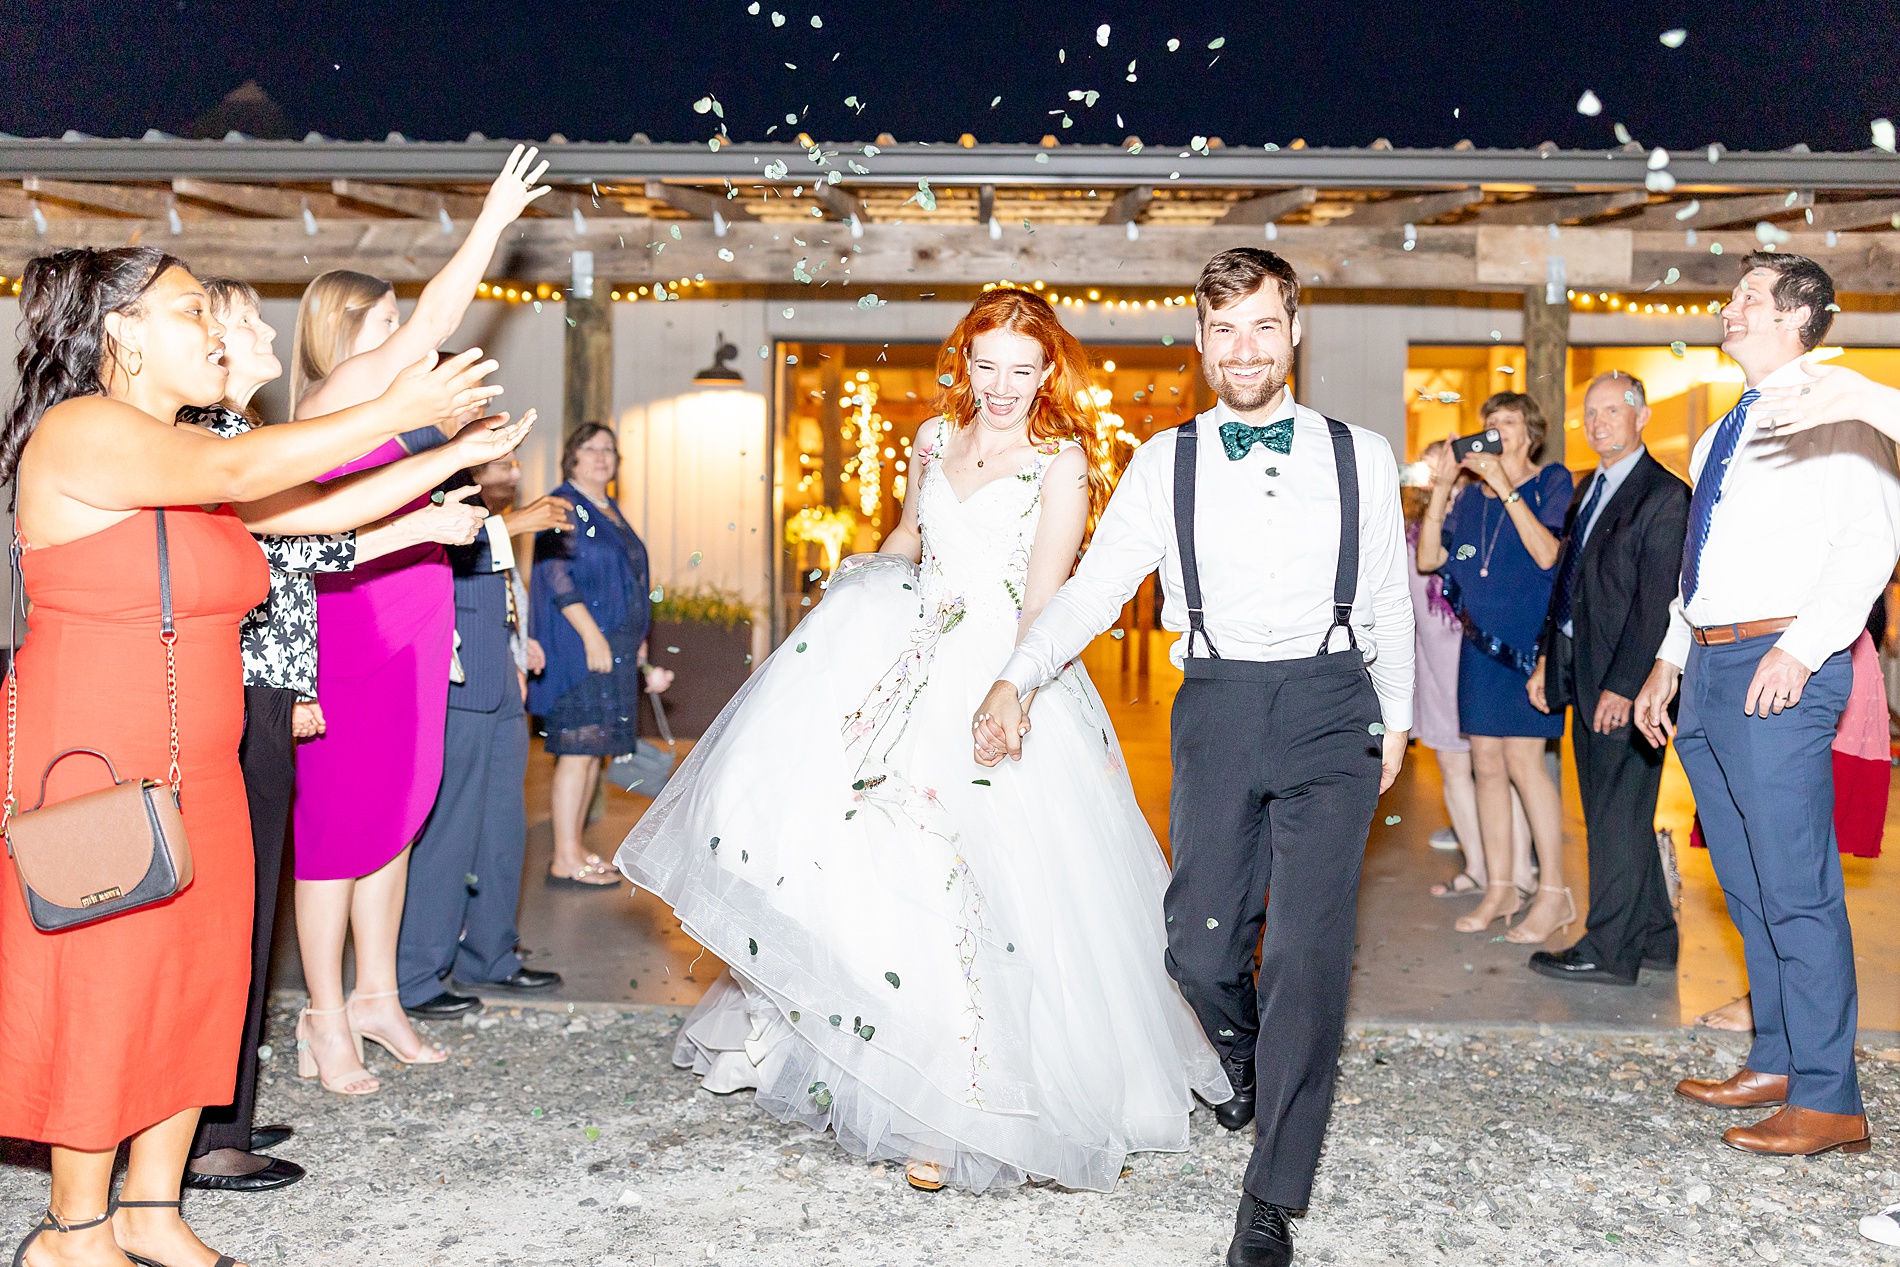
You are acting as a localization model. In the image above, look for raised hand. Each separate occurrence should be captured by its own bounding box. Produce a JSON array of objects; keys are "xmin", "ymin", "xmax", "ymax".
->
[
  {"xmin": 1757, "ymin": 361, "xmax": 1900, "ymax": 441},
  {"xmin": 480, "ymin": 144, "xmax": 553, "ymax": 224},
  {"xmin": 502, "ymin": 492, "xmax": 572, "ymax": 536},
  {"xmin": 406, "ymin": 485, "xmax": 488, "ymax": 546},
  {"xmin": 385, "ymin": 348, "xmax": 503, "ymax": 432},
  {"xmin": 451, "ymin": 408, "xmax": 538, "ymax": 466}
]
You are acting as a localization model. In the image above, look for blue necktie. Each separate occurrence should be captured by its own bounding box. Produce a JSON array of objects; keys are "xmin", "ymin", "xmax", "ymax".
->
[
  {"xmin": 1681, "ymin": 388, "xmax": 1760, "ymax": 605},
  {"xmin": 1550, "ymin": 472, "xmax": 1605, "ymax": 633}
]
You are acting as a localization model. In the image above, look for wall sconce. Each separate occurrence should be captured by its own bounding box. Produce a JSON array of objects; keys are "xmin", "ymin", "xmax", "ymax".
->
[{"xmin": 693, "ymin": 333, "xmax": 745, "ymax": 386}]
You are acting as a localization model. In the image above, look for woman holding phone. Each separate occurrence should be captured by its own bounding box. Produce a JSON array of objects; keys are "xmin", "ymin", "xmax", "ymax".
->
[{"xmin": 1415, "ymin": 392, "xmax": 1575, "ymax": 943}]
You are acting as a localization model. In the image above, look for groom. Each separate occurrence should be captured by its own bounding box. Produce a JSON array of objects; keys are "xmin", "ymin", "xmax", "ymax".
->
[{"xmin": 975, "ymin": 248, "xmax": 1414, "ymax": 1267}]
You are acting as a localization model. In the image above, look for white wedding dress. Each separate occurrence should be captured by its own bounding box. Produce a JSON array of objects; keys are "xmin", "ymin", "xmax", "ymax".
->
[{"xmin": 615, "ymin": 433, "xmax": 1229, "ymax": 1193}]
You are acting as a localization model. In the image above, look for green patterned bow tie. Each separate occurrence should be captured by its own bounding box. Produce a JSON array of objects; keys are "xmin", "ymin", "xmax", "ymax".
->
[{"xmin": 1219, "ymin": 417, "xmax": 1294, "ymax": 460}]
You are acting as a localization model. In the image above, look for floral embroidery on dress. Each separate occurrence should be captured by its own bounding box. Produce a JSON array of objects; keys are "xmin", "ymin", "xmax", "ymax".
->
[{"xmin": 181, "ymin": 405, "xmax": 356, "ymax": 696}]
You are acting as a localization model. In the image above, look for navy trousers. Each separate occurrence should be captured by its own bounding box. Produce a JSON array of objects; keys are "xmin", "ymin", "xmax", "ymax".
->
[
  {"xmin": 1675, "ymin": 636, "xmax": 1860, "ymax": 1115},
  {"xmin": 397, "ymin": 701, "xmax": 529, "ymax": 1004},
  {"xmin": 1164, "ymin": 651, "xmax": 1384, "ymax": 1210}
]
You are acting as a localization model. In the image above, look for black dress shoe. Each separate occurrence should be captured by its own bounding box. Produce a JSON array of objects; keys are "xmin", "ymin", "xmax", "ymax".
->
[
  {"xmin": 249, "ymin": 1124, "xmax": 293, "ymax": 1152},
  {"xmin": 404, "ymin": 991, "xmax": 484, "ymax": 1019},
  {"xmin": 1215, "ymin": 1052, "xmax": 1257, "ymax": 1132},
  {"xmin": 468, "ymin": 967, "xmax": 563, "ymax": 992},
  {"xmin": 183, "ymin": 1156, "xmax": 306, "ymax": 1193},
  {"xmin": 1641, "ymin": 954, "xmax": 1678, "ymax": 971},
  {"xmin": 1227, "ymin": 1194, "xmax": 1296, "ymax": 1267},
  {"xmin": 1527, "ymin": 947, "xmax": 1637, "ymax": 986}
]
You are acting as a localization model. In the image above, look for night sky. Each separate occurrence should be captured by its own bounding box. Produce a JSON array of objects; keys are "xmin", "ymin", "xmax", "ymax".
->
[{"xmin": 5, "ymin": 0, "xmax": 1899, "ymax": 155}]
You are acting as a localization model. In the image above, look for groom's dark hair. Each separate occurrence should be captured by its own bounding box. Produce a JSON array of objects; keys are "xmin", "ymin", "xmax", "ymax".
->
[{"xmin": 1196, "ymin": 248, "xmax": 1301, "ymax": 325}]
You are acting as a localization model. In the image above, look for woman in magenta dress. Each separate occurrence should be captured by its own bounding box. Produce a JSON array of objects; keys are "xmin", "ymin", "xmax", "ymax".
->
[{"xmin": 289, "ymin": 146, "xmax": 551, "ymax": 1092}]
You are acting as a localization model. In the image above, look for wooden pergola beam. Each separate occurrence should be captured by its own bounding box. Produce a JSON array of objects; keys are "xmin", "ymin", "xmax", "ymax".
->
[
  {"xmin": 1335, "ymin": 188, "xmax": 1483, "ymax": 226},
  {"xmin": 642, "ymin": 181, "xmax": 757, "ymax": 221},
  {"xmin": 1098, "ymin": 186, "xmax": 1153, "ymax": 225},
  {"xmin": 330, "ymin": 179, "xmax": 485, "ymax": 218},
  {"xmin": 1473, "ymin": 189, "xmax": 1650, "ymax": 225},
  {"xmin": 811, "ymin": 183, "xmax": 864, "ymax": 224},
  {"xmin": 6, "ymin": 217, "xmax": 1895, "ymax": 292},
  {"xmin": 1631, "ymin": 190, "xmax": 1814, "ymax": 230},
  {"xmin": 1220, "ymin": 187, "xmax": 1317, "ymax": 225},
  {"xmin": 1808, "ymin": 198, "xmax": 1900, "ymax": 233},
  {"xmin": 977, "ymin": 184, "xmax": 996, "ymax": 224},
  {"xmin": 21, "ymin": 177, "xmax": 216, "ymax": 220},
  {"xmin": 171, "ymin": 178, "xmax": 360, "ymax": 219}
]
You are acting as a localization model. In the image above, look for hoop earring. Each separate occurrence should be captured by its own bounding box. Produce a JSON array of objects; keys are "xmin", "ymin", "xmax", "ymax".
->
[{"xmin": 123, "ymin": 348, "xmax": 144, "ymax": 377}]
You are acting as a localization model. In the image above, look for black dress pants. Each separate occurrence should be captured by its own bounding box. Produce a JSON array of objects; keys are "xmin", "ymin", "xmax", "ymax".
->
[
  {"xmin": 1164, "ymin": 651, "xmax": 1384, "ymax": 1210},
  {"xmin": 1564, "ymin": 662, "xmax": 1677, "ymax": 979},
  {"xmin": 191, "ymin": 683, "xmax": 296, "ymax": 1158}
]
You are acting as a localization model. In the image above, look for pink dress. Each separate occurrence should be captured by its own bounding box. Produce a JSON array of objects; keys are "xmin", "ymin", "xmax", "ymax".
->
[
  {"xmin": 292, "ymin": 438, "xmax": 453, "ymax": 880},
  {"xmin": 1407, "ymin": 523, "xmax": 1467, "ymax": 753}
]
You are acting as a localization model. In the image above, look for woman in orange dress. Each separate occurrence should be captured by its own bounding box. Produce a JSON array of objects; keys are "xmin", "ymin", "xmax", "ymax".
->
[{"xmin": 0, "ymin": 248, "xmax": 512, "ymax": 1267}]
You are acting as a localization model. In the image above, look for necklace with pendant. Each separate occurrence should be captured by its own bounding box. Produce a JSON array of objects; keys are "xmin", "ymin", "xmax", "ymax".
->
[{"xmin": 1477, "ymin": 492, "xmax": 1511, "ymax": 578}]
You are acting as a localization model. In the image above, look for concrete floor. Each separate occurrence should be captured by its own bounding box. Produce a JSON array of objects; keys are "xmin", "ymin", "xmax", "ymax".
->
[{"xmin": 271, "ymin": 629, "xmax": 1900, "ymax": 1037}]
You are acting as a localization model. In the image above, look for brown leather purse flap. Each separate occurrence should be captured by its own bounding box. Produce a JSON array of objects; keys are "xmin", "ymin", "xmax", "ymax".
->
[{"xmin": 8, "ymin": 780, "xmax": 190, "ymax": 907}]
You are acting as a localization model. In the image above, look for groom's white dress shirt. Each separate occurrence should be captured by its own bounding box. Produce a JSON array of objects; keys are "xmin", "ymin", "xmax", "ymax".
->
[
  {"xmin": 1657, "ymin": 356, "xmax": 1900, "ymax": 672},
  {"xmin": 999, "ymin": 397, "xmax": 1417, "ymax": 731}
]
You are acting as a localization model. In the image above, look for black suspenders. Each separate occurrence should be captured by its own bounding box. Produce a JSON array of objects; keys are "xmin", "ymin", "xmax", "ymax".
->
[{"xmin": 1171, "ymin": 412, "xmax": 1361, "ymax": 661}]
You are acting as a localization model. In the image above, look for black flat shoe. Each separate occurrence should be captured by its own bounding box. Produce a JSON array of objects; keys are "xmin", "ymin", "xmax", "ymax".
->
[
  {"xmin": 1527, "ymin": 947, "xmax": 1638, "ymax": 986},
  {"xmin": 1227, "ymin": 1194, "xmax": 1297, "ymax": 1267},
  {"xmin": 184, "ymin": 1156, "xmax": 306, "ymax": 1193},
  {"xmin": 249, "ymin": 1124, "xmax": 293, "ymax": 1152},
  {"xmin": 1215, "ymin": 1051, "xmax": 1257, "ymax": 1132},
  {"xmin": 403, "ymin": 991, "xmax": 483, "ymax": 1019},
  {"xmin": 468, "ymin": 967, "xmax": 562, "ymax": 992}
]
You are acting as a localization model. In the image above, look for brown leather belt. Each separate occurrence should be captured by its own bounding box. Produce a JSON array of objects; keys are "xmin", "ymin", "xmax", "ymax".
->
[{"xmin": 1691, "ymin": 617, "xmax": 1795, "ymax": 646}]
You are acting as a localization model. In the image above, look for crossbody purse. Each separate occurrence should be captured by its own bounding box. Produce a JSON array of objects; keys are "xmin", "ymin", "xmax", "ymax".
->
[{"xmin": 3, "ymin": 509, "xmax": 193, "ymax": 932}]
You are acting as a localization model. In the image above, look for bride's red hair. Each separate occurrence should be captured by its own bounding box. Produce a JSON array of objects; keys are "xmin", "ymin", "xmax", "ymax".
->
[{"xmin": 933, "ymin": 288, "xmax": 1108, "ymax": 515}]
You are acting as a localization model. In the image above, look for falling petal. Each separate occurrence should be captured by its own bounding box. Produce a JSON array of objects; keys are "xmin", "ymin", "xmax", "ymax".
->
[
  {"xmin": 1205, "ymin": 917, "xmax": 1219, "ymax": 929},
  {"xmin": 1385, "ymin": 816, "xmax": 1402, "ymax": 826},
  {"xmin": 1660, "ymin": 28, "xmax": 1687, "ymax": 47},
  {"xmin": 990, "ymin": 96, "xmax": 1001, "ymax": 108},
  {"xmin": 885, "ymin": 972, "xmax": 901, "ymax": 989},
  {"xmin": 810, "ymin": 14, "xmax": 822, "ymax": 26},
  {"xmin": 1755, "ymin": 221, "xmax": 1791, "ymax": 245},
  {"xmin": 693, "ymin": 97, "xmax": 713, "ymax": 114},
  {"xmin": 1875, "ymin": 118, "xmax": 1897, "ymax": 153},
  {"xmin": 1664, "ymin": 267, "xmax": 1680, "ymax": 284},
  {"xmin": 1456, "ymin": 544, "xmax": 1477, "ymax": 560},
  {"xmin": 1670, "ymin": 341, "xmax": 1687, "ymax": 358},
  {"xmin": 1207, "ymin": 36, "xmax": 1225, "ymax": 49},
  {"xmin": 1368, "ymin": 722, "xmax": 1386, "ymax": 735},
  {"xmin": 771, "ymin": 10, "xmax": 784, "ymax": 24},
  {"xmin": 718, "ymin": 247, "xmax": 734, "ymax": 261},
  {"xmin": 1166, "ymin": 37, "xmax": 1180, "ymax": 51},
  {"xmin": 1109, "ymin": 628, "xmax": 1126, "ymax": 639},
  {"xmin": 1575, "ymin": 90, "xmax": 1602, "ymax": 117},
  {"xmin": 1646, "ymin": 146, "xmax": 1670, "ymax": 170},
  {"xmin": 1096, "ymin": 23, "xmax": 1110, "ymax": 46},
  {"xmin": 938, "ymin": 372, "xmax": 955, "ymax": 386}
]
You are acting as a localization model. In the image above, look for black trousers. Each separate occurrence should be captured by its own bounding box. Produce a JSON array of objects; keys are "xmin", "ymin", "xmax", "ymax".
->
[
  {"xmin": 1165, "ymin": 651, "xmax": 1383, "ymax": 1210},
  {"xmin": 191, "ymin": 683, "xmax": 297, "ymax": 1158},
  {"xmin": 1557, "ymin": 641, "xmax": 1677, "ymax": 978}
]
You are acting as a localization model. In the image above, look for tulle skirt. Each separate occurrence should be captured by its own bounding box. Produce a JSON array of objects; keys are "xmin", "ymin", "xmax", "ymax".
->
[{"xmin": 616, "ymin": 554, "xmax": 1228, "ymax": 1192}]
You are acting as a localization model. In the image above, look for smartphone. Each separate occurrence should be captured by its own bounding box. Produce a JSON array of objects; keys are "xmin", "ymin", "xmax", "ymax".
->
[{"xmin": 1450, "ymin": 429, "xmax": 1504, "ymax": 462}]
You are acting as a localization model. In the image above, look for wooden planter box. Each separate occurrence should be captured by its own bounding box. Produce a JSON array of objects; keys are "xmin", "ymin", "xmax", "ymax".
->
[{"xmin": 641, "ymin": 618, "xmax": 754, "ymax": 739}]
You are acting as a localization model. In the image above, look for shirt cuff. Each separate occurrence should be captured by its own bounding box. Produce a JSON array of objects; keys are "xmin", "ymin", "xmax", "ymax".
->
[
  {"xmin": 1376, "ymin": 692, "xmax": 1413, "ymax": 735},
  {"xmin": 1657, "ymin": 605, "xmax": 1692, "ymax": 669},
  {"xmin": 1773, "ymin": 620, "xmax": 1837, "ymax": 674},
  {"xmin": 998, "ymin": 649, "xmax": 1048, "ymax": 698}
]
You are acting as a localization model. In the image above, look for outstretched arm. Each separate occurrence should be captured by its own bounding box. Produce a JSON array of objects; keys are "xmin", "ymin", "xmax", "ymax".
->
[
  {"xmin": 299, "ymin": 146, "xmax": 551, "ymax": 415},
  {"xmin": 1758, "ymin": 361, "xmax": 1900, "ymax": 442}
]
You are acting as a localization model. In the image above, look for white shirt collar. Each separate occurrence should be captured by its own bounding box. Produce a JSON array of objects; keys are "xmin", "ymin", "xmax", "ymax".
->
[
  {"xmin": 1752, "ymin": 356, "xmax": 1812, "ymax": 393},
  {"xmin": 1210, "ymin": 391, "xmax": 1299, "ymax": 430}
]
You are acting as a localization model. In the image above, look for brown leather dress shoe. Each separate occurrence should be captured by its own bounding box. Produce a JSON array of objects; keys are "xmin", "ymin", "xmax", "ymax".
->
[
  {"xmin": 1722, "ymin": 1105, "xmax": 1870, "ymax": 1156},
  {"xmin": 1675, "ymin": 1068, "xmax": 1789, "ymax": 1109}
]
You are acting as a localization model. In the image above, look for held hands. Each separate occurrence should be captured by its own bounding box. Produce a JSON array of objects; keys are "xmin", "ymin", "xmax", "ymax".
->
[
  {"xmin": 387, "ymin": 348, "xmax": 503, "ymax": 432},
  {"xmin": 1744, "ymin": 647, "xmax": 1812, "ymax": 718},
  {"xmin": 503, "ymin": 493, "xmax": 573, "ymax": 536},
  {"xmin": 480, "ymin": 144, "xmax": 553, "ymax": 224},
  {"xmin": 1633, "ymin": 659, "xmax": 1682, "ymax": 748},
  {"xmin": 973, "ymin": 680, "xmax": 1030, "ymax": 766},
  {"xmin": 408, "ymin": 485, "xmax": 488, "ymax": 546},
  {"xmin": 291, "ymin": 700, "xmax": 327, "ymax": 739}
]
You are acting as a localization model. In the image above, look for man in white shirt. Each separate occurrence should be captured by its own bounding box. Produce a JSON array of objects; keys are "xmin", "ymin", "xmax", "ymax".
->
[
  {"xmin": 973, "ymin": 248, "xmax": 1414, "ymax": 1267},
  {"xmin": 1634, "ymin": 253, "xmax": 1900, "ymax": 1158}
]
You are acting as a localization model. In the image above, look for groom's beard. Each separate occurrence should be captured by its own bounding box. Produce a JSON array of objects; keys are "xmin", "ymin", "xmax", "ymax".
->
[{"xmin": 1204, "ymin": 348, "xmax": 1293, "ymax": 413}]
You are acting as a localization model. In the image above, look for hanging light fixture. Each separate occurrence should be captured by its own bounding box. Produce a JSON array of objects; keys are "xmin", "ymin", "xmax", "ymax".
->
[{"xmin": 693, "ymin": 332, "xmax": 745, "ymax": 386}]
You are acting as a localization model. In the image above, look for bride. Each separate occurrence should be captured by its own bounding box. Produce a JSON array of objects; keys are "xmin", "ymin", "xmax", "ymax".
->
[{"xmin": 616, "ymin": 288, "xmax": 1228, "ymax": 1193}]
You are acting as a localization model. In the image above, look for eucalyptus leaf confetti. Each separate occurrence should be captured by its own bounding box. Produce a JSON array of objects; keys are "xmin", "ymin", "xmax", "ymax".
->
[
  {"xmin": 1455, "ymin": 544, "xmax": 1477, "ymax": 560},
  {"xmin": 884, "ymin": 971, "xmax": 901, "ymax": 989}
]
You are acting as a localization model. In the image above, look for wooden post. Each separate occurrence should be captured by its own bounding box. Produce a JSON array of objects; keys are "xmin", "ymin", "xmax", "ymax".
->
[
  {"xmin": 563, "ymin": 291, "xmax": 612, "ymax": 434},
  {"xmin": 1522, "ymin": 285, "xmax": 1570, "ymax": 445},
  {"xmin": 819, "ymin": 345, "xmax": 845, "ymax": 507}
]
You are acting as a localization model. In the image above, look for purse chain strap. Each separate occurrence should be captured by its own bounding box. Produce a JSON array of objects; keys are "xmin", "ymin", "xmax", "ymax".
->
[{"xmin": 4, "ymin": 509, "xmax": 182, "ymax": 835}]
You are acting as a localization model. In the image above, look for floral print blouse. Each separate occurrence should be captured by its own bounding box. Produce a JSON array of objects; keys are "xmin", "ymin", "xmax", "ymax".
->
[{"xmin": 181, "ymin": 405, "xmax": 357, "ymax": 696}]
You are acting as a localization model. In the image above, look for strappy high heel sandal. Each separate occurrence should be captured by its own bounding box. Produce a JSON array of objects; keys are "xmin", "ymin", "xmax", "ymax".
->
[
  {"xmin": 296, "ymin": 1004, "xmax": 378, "ymax": 1095},
  {"xmin": 110, "ymin": 1198, "xmax": 238, "ymax": 1267},
  {"xmin": 13, "ymin": 1208, "xmax": 110, "ymax": 1267},
  {"xmin": 1505, "ymin": 885, "xmax": 1579, "ymax": 944},
  {"xmin": 1453, "ymin": 881, "xmax": 1522, "ymax": 933},
  {"xmin": 348, "ymin": 990, "xmax": 448, "ymax": 1065}
]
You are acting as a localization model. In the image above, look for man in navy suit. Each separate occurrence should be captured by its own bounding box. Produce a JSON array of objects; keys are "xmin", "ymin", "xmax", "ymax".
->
[
  {"xmin": 1526, "ymin": 372, "xmax": 1689, "ymax": 985},
  {"xmin": 398, "ymin": 458, "xmax": 573, "ymax": 1016}
]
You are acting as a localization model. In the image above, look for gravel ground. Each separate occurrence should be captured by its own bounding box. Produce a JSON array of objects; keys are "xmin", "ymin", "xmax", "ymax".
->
[{"xmin": 4, "ymin": 1002, "xmax": 1899, "ymax": 1266}]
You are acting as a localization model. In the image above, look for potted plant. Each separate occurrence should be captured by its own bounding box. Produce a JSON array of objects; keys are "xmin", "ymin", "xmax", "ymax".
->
[{"xmin": 643, "ymin": 585, "xmax": 756, "ymax": 739}]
